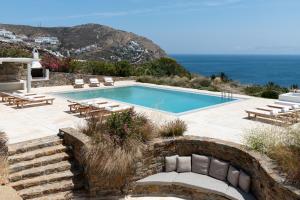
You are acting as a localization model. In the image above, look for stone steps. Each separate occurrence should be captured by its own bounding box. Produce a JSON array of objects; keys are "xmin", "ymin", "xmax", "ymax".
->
[
  {"xmin": 10, "ymin": 170, "xmax": 79, "ymax": 191},
  {"xmin": 18, "ymin": 179, "xmax": 80, "ymax": 199},
  {"xmin": 10, "ymin": 152, "xmax": 71, "ymax": 173},
  {"xmin": 9, "ymin": 144, "xmax": 68, "ymax": 165},
  {"xmin": 29, "ymin": 190, "xmax": 89, "ymax": 200},
  {"xmin": 8, "ymin": 136, "xmax": 63, "ymax": 156},
  {"xmin": 8, "ymin": 135, "xmax": 84, "ymax": 199},
  {"xmin": 29, "ymin": 191, "xmax": 73, "ymax": 200},
  {"xmin": 9, "ymin": 160, "xmax": 72, "ymax": 182}
]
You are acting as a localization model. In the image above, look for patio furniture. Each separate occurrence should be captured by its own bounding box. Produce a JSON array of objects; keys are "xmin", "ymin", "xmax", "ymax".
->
[
  {"xmin": 74, "ymin": 79, "xmax": 84, "ymax": 88},
  {"xmin": 245, "ymin": 109, "xmax": 296, "ymax": 125},
  {"xmin": 103, "ymin": 77, "xmax": 114, "ymax": 86},
  {"xmin": 67, "ymin": 99, "xmax": 108, "ymax": 113},
  {"xmin": 89, "ymin": 78, "xmax": 100, "ymax": 87},
  {"xmin": 14, "ymin": 95, "xmax": 55, "ymax": 108},
  {"xmin": 0, "ymin": 92, "xmax": 37, "ymax": 102},
  {"xmin": 136, "ymin": 155, "xmax": 256, "ymax": 200}
]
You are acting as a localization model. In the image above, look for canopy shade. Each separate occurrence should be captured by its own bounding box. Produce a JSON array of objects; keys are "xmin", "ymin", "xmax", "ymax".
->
[{"xmin": 0, "ymin": 57, "xmax": 40, "ymax": 65}]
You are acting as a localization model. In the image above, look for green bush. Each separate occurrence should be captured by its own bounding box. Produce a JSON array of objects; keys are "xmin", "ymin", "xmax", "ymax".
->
[
  {"xmin": 159, "ymin": 119, "xmax": 187, "ymax": 137},
  {"xmin": 261, "ymin": 90, "xmax": 279, "ymax": 99}
]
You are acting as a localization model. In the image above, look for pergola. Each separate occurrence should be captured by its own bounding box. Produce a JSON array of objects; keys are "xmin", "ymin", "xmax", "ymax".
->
[{"xmin": 0, "ymin": 57, "xmax": 40, "ymax": 93}]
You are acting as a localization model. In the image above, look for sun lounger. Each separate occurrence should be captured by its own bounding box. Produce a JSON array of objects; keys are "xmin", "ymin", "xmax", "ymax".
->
[
  {"xmin": 15, "ymin": 95, "xmax": 55, "ymax": 108},
  {"xmin": 266, "ymin": 104, "xmax": 291, "ymax": 112},
  {"xmin": 86, "ymin": 104, "xmax": 133, "ymax": 119},
  {"xmin": 68, "ymin": 99, "xmax": 108, "ymax": 113},
  {"xmin": 246, "ymin": 109, "xmax": 297, "ymax": 124},
  {"xmin": 275, "ymin": 101, "xmax": 300, "ymax": 109},
  {"xmin": 74, "ymin": 79, "xmax": 84, "ymax": 88},
  {"xmin": 104, "ymin": 77, "xmax": 114, "ymax": 86},
  {"xmin": 0, "ymin": 92, "xmax": 37, "ymax": 102},
  {"xmin": 89, "ymin": 78, "xmax": 100, "ymax": 87}
]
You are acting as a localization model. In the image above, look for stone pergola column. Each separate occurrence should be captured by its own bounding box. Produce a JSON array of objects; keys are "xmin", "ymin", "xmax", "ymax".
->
[{"xmin": 27, "ymin": 63, "xmax": 32, "ymax": 93}]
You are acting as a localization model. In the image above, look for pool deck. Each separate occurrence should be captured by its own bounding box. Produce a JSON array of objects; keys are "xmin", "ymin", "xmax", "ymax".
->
[{"xmin": 0, "ymin": 80, "xmax": 278, "ymax": 144}]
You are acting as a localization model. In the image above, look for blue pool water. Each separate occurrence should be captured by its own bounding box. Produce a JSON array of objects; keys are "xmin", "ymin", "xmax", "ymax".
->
[{"xmin": 57, "ymin": 86, "xmax": 236, "ymax": 114}]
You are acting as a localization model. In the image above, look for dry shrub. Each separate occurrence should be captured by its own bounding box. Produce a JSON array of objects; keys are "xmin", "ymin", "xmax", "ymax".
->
[
  {"xmin": 244, "ymin": 126, "xmax": 300, "ymax": 187},
  {"xmin": 0, "ymin": 131, "xmax": 8, "ymax": 185},
  {"xmin": 159, "ymin": 119, "xmax": 187, "ymax": 138},
  {"xmin": 81, "ymin": 110, "xmax": 158, "ymax": 190}
]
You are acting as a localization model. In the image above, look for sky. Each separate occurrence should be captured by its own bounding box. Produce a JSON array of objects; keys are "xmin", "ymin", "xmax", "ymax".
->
[{"xmin": 1, "ymin": 0, "xmax": 300, "ymax": 55}]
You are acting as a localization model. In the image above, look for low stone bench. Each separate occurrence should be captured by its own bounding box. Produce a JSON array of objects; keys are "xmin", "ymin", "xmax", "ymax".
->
[{"xmin": 136, "ymin": 155, "xmax": 256, "ymax": 200}]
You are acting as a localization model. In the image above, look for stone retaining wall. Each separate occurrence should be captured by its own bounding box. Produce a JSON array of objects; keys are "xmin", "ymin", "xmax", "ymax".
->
[
  {"xmin": 31, "ymin": 72, "xmax": 133, "ymax": 88},
  {"xmin": 59, "ymin": 128, "xmax": 300, "ymax": 200}
]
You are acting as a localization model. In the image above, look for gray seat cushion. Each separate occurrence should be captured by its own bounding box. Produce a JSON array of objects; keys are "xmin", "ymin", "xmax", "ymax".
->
[
  {"xmin": 227, "ymin": 165, "xmax": 240, "ymax": 187},
  {"xmin": 177, "ymin": 156, "xmax": 191, "ymax": 173},
  {"xmin": 136, "ymin": 172, "xmax": 178, "ymax": 186},
  {"xmin": 239, "ymin": 170, "xmax": 251, "ymax": 193},
  {"xmin": 209, "ymin": 158, "xmax": 229, "ymax": 181},
  {"xmin": 173, "ymin": 172, "xmax": 229, "ymax": 197},
  {"xmin": 192, "ymin": 154, "xmax": 210, "ymax": 175},
  {"xmin": 165, "ymin": 155, "xmax": 178, "ymax": 172},
  {"xmin": 226, "ymin": 186, "xmax": 256, "ymax": 200}
]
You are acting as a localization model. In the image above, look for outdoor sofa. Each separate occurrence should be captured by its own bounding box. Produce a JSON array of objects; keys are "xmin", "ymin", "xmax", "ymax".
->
[{"xmin": 136, "ymin": 154, "xmax": 256, "ymax": 200}]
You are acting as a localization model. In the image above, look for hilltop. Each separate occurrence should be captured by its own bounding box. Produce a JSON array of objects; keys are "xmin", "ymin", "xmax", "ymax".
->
[{"xmin": 0, "ymin": 23, "xmax": 167, "ymax": 63}]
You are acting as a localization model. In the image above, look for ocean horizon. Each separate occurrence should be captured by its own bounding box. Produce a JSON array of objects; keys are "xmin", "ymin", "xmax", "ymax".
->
[{"xmin": 171, "ymin": 54, "xmax": 300, "ymax": 87}]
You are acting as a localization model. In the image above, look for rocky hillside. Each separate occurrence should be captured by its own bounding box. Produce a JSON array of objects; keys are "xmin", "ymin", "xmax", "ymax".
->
[{"xmin": 0, "ymin": 23, "xmax": 167, "ymax": 63}]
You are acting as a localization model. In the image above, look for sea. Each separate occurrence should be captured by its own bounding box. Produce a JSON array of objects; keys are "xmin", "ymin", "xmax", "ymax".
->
[{"xmin": 171, "ymin": 55, "xmax": 300, "ymax": 87}]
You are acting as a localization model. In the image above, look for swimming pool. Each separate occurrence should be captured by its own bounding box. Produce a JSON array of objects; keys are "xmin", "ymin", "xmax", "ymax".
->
[{"xmin": 57, "ymin": 85, "xmax": 237, "ymax": 114}]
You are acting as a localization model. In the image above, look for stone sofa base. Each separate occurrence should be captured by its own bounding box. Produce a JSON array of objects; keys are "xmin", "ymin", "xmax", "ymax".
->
[
  {"xmin": 133, "ymin": 184, "xmax": 230, "ymax": 200},
  {"xmin": 134, "ymin": 172, "xmax": 255, "ymax": 200}
]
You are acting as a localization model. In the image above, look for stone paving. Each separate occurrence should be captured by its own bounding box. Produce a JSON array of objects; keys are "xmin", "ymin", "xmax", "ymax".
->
[{"xmin": 0, "ymin": 81, "xmax": 277, "ymax": 144}]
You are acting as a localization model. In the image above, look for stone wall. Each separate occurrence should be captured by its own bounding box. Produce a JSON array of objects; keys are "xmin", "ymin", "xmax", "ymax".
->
[
  {"xmin": 31, "ymin": 72, "xmax": 133, "ymax": 88},
  {"xmin": 0, "ymin": 64, "xmax": 25, "ymax": 82},
  {"xmin": 59, "ymin": 128, "xmax": 300, "ymax": 200}
]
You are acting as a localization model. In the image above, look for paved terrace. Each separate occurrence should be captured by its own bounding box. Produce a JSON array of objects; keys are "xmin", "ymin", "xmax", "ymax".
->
[{"xmin": 0, "ymin": 81, "xmax": 275, "ymax": 144}]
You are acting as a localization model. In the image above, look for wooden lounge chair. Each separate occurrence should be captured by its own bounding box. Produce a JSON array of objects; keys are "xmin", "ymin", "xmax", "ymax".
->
[
  {"xmin": 89, "ymin": 78, "xmax": 100, "ymax": 87},
  {"xmin": 68, "ymin": 99, "xmax": 109, "ymax": 114},
  {"xmin": 74, "ymin": 79, "xmax": 84, "ymax": 88},
  {"xmin": 245, "ymin": 109, "xmax": 296, "ymax": 125},
  {"xmin": 15, "ymin": 95, "xmax": 55, "ymax": 108},
  {"xmin": 275, "ymin": 101, "xmax": 300, "ymax": 109},
  {"xmin": 104, "ymin": 77, "xmax": 114, "ymax": 86},
  {"xmin": 88, "ymin": 105, "xmax": 133, "ymax": 119}
]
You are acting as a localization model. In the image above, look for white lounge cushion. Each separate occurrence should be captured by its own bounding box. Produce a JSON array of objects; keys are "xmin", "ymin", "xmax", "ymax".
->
[
  {"xmin": 136, "ymin": 172, "xmax": 178, "ymax": 186},
  {"xmin": 75, "ymin": 79, "xmax": 84, "ymax": 84},
  {"xmin": 105, "ymin": 105, "xmax": 131, "ymax": 112},
  {"xmin": 209, "ymin": 158, "xmax": 229, "ymax": 181},
  {"xmin": 104, "ymin": 77, "xmax": 114, "ymax": 82},
  {"xmin": 275, "ymin": 100, "xmax": 300, "ymax": 107},
  {"xmin": 227, "ymin": 165, "xmax": 240, "ymax": 187},
  {"xmin": 173, "ymin": 172, "xmax": 228, "ymax": 197},
  {"xmin": 192, "ymin": 154, "xmax": 210, "ymax": 175},
  {"xmin": 239, "ymin": 170, "xmax": 251, "ymax": 193},
  {"xmin": 226, "ymin": 186, "xmax": 256, "ymax": 200},
  {"xmin": 90, "ymin": 78, "xmax": 99, "ymax": 83},
  {"xmin": 165, "ymin": 155, "xmax": 178, "ymax": 172},
  {"xmin": 177, "ymin": 156, "xmax": 191, "ymax": 173}
]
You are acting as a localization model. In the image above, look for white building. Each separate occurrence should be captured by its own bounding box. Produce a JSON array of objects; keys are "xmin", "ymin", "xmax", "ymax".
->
[
  {"xmin": 0, "ymin": 29, "xmax": 16, "ymax": 39},
  {"xmin": 34, "ymin": 36, "xmax": 59, "ymax": 45}
]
